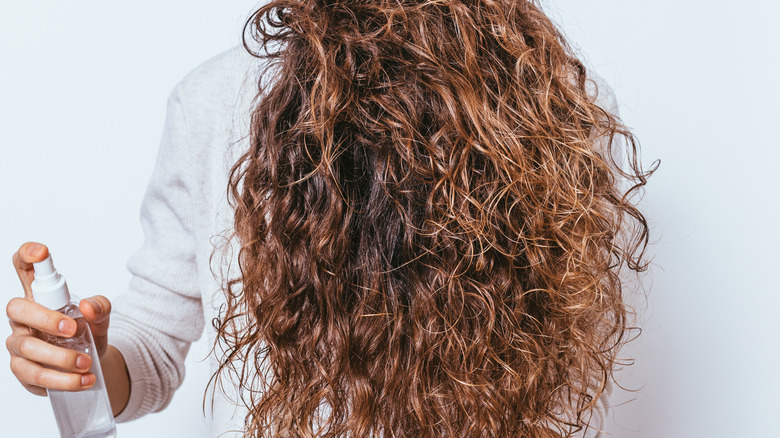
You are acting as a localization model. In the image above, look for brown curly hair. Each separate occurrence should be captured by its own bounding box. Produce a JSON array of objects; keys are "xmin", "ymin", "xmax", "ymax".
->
[{"xmin": 212, "ymin": 0, "xmax": 654, "ymax": 436}]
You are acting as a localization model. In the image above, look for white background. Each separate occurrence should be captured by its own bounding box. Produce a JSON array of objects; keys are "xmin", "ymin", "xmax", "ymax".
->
[{"xmin": 0, "ymin": 1, "xmax": 777, "ymax": 437}]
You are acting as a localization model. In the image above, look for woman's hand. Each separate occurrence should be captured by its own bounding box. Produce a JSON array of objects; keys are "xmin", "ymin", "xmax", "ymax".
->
[{"xmin": 6, "ymin": 242, "xmax": 113, "ymax": 395}]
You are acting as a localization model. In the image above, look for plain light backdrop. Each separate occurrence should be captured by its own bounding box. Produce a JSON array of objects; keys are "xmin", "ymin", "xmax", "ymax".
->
[{"xmin": 1, "ymin": 1, "xmax": 777, "ymax": 437}]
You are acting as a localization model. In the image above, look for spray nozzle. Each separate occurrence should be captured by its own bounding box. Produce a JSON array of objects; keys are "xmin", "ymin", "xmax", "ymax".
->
[
  {"xmin": 30, "ymin": 254, "xmax": 70, "ymax": 310},
  {"xmin": 33, "ymin": 256, "xmax": 60, "ymax": 286}
]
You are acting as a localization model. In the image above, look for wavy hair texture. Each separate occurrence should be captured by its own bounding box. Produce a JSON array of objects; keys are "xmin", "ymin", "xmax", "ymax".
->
[{"xmin": 213, "ymin": 0, "xmax": 655, "ymax": 436}]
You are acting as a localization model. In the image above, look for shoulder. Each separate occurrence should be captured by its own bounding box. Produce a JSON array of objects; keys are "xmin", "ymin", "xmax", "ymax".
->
[
  {"xmin": 158, "ymin": 47, "xmax": 262, "ymax": 192},
  {"xmin": 176, "ymin": 45, "xmax": 256, "ymax": 98},
  {"xmin": 167, "ymin": 46, "xmax": 261, "ymax": 125},
  {"xmin": 161, "ymin": 45, "xmax": 265, "ymax": 171}
]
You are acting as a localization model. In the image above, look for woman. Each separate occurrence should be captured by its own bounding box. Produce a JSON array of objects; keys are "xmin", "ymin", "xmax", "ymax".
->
[{"xmin": 7, "ymin": 0, "xmax": 652, "ymax": 436}]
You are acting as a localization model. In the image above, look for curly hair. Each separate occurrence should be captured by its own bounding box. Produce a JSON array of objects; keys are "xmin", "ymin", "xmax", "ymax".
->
[{"xmin": 212, "ymin": 0, "xmax": 654, "ymax": 436}]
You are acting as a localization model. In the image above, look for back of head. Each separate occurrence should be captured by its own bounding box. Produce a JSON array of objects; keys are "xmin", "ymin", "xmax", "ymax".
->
[{"xmin": 218, "ymin": 0, "xmax": 653, "ymax": 436}]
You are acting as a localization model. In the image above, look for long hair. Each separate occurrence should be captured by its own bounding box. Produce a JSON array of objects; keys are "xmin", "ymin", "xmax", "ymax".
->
[{"xmin": 214, "ymin": 0, "xmax": 654, "ymax": 436}]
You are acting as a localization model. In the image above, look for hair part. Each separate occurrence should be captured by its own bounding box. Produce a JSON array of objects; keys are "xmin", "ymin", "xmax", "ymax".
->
[{"xmin": 212, "ymin": 0, "xmax": 655, "ymax": 436}]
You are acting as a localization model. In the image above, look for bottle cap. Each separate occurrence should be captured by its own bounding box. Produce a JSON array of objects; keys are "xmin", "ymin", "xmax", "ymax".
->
[{"xmin": 31, "ymin": 255, "xmax": 71, "ymax": 310}]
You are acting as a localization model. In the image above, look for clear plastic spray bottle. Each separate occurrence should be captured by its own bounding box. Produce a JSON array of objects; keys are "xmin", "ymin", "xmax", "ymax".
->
[{"xmin": 31, "ymin": 255, "xmax": 117, "ymax": 438}]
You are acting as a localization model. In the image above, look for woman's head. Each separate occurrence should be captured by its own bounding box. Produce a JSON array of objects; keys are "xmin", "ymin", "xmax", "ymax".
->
[{"xmin": 216, "ymin": 0, "xmax": 653, "ymax": 436}]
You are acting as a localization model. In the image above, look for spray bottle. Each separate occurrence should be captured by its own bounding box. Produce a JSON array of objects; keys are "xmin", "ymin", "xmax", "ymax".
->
[{"xmin": 31, "ymin": 255, "xmax": 117, "ymax": 438}]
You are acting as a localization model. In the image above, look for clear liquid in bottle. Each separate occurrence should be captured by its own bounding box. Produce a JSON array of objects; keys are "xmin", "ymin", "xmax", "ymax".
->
[
  {"xmin": 39, "ymin": 303, "xmax": 117, "ymax": 438},
  {"xmin": 31, "ymin": 254, "xmax": 117, "ymax": 438}
]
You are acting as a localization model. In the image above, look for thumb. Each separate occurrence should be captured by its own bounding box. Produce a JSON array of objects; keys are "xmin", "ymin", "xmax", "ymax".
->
[{"xmin": 79, "ymin": 295, "xmax": 112, "ymax": 338}]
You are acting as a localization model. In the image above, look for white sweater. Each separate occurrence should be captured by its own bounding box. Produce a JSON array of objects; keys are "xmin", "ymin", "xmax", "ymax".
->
[{"xmin": 108, "ymin": 46, "xmax": 612, "ymax": 437}]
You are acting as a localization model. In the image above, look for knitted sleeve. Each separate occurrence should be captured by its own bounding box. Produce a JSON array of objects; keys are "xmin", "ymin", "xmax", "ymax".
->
[{"xmin": 108, "ymin": 83, "xmax": 205, "ymax": 422}]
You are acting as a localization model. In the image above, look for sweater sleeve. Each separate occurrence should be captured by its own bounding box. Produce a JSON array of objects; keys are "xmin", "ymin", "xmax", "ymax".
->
[{"xmin": 108, "ymin": 84, "xmax": 205, "ymax": 422}]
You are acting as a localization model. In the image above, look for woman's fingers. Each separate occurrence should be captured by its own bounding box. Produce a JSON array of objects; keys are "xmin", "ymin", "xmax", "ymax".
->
[
  {"xmin": 11, "ymin": 242, "xmax": 50, "ymax": 299},
  {"xmin": 79, "ymin": 295, "xmax": 111, "ymax": 358},
  {"xmin": 10, "ymin": 355, "xmax": 95, "ymax": 392},
  {"xmin": 6, "ymin": 334, "xmax": 92, "ymax": 373},
  {"xmin": 8, "ymin": 242, "xmax": 96, "ymax": 396},
  {"xmin": 6, "ymin": 297, "xmax": 77, "ymax": 338},
  {"xmin": 24, "ymin": 384, "xmax": 48, "ymax": 397},
  {"xmin": 79, "ymin": 295, "xmax": 111, "ymax": 333}
]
